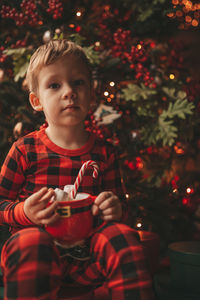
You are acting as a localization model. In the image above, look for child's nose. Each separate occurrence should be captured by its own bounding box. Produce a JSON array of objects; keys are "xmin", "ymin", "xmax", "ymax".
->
[{"xmin": 62, "ymin": 84, "xmax": 76, "ymax": 99}]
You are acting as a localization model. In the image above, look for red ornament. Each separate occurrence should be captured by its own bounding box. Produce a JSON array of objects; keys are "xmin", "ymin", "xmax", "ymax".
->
[
  {"xmin": 47, "ymin": 0, "xmax": 63, "ymax": 19},
  {"xmin": 1, "ymin": 1, "xmax": 42, "ymax": 26},
  {"xmin": 84, "ymin": 112, "xmax": 105, "ymax": 139},
  {"xmin": 171, "ymin": 175, "xmax": 179, "ymax": 189},
  {"xmin": 75, "ymin": 25, "xmax": 81, "ymax": 32},
  {"xmin": 136, "ymin": 157, "xmax": 143, "ymax": 169},
  {"xmin": 182, "ymin": 197, "xmax": 190, "ymax": 206},
  {"xmin": 124, "ymin": 160, "xmax": 135, "ymax": 170}
]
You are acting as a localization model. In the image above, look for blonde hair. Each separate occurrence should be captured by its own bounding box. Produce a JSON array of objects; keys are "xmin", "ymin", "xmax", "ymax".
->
[{"xmin": 26, "ymin": 39, "xmax": 92, "ymax": 93}]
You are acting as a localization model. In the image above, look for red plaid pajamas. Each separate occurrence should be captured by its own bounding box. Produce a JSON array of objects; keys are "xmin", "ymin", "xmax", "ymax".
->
[{"xmin": 0, "ymin": 128, "xmax": 154, "ymax": 299}]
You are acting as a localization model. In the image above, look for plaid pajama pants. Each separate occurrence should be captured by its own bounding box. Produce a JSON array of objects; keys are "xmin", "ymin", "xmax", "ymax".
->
[{"xmin": 1, "ymin": 222, "xmax": 154, "ymax": 300}]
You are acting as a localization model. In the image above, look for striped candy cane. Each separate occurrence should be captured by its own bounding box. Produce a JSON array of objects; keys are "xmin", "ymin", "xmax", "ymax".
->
[{"xmin": 70, "ymin": 160, "xmax": 99, "ymax": 199}]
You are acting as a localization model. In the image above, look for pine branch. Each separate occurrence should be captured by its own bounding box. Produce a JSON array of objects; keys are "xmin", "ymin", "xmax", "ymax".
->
[
  {"xmin": 157, "ymin": 118, "xmax": 178, "ymax": 146},
  {"xmin": 160, "ymin": 99, "xmax": 194, "ymax": 120},
  {"xmin": 83, "ymin": 45, "xmax": 101, "ymax": 65},
  {"xmin": 4, "ymin": 47, "xmax": 32, "ymax": 82},
  {"xmin": 122, "ymin": 83, "xmax": 157, "ymax": 101}
]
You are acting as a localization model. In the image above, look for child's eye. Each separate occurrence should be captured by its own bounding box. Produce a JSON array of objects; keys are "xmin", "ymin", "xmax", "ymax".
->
[
  {"xmin": 49, "ymin": 83, "xmax": 60, "ymax": 89},
  {"xmin": 74, "ymin": 79, "xmax": 85, "ymax": 86}
]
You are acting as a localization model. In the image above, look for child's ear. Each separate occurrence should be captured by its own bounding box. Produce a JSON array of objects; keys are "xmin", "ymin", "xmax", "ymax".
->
[{"xmin": 29, "ymin": 92, "xmax": 43, "ymax": 111}]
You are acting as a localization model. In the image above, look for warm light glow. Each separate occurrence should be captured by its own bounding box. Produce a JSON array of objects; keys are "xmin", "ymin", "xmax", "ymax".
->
[
  {"xmin": 167, "ymin": 12, "xmax": 175, "ymax": 18},
  {"xmin": 173, "ymin": 188, "xmax": 178, "ymax": 193},
  {"xmin": 185, "ymin": 15, "xmax": 192, "ymax": 22},
  {"xmin": 136, "ymin": 222, "xmax": 142, "ymax": 228},
  {"xmin": 95, "ymin": 41, "xmax": 100, "ymax": 47},
  {"xmin": 109, "ymin": 81, "xmax": 115, "ymax": 87},
  {"xmin": 186, "ymin": 187, "xmax": 194, "ymax": 194},
  {"xmin": 169, "ymin": 0, "xmax": 200, "ymax": 28},
  {"xmin": 104, "ymin": 5, "xmax": 110, "ymax": 11},
  {"xmin": 132, "ymin": 131, "xmax": 137, "ymax": 138},
  {"xmin": 192, "ymin": 19, "xmax": 199, "ymax": 26},
  {"xmin": 137, "ymin": 44, "xmax": 142, "ymax": 50},
  {"xmin": 137, "ymin": 162, "xmax": 143, "ymax": 169},
  {"xmin": 136, "ymin": 157, "xmax": 143, "ymax": 169},
  {"xmin": 104, "ymin": 91, "xmax": 109, "ymax": 96},
  {"xmin": 185, "ymin": 1, "xmax": 192, "ymax": 10},
  {"xmin": 69, "ymin": 24, "xmax": 75, "ymax": 28},
  {"xmin": 110, "ymin": 94, "xmax": 115, "ymax": 99},
  {"xmin": 125, "ymin": 193, "xmax": 129, "ymax": 199},
  {"xmin": 174, "ymin": 145, "xmax": 184, "ymax": 154},
  {"xmin": 169, "ymin": 73, "xmax": 175, "ymax": 79},
  {"xmin": 107, "ymin": 97, "xmax": 112, "ymax": 102},
  {"xmin": 76, "ymin": 11, "xmax": 82, "ymax": 17}
]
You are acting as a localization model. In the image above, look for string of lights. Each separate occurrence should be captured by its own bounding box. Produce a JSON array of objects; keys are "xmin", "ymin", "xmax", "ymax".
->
[{"xmin": 168, "ymin": 0, "xmax": 200, "ymax": 28}]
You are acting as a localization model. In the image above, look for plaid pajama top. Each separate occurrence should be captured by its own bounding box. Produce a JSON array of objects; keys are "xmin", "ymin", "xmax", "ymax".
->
[{"xmin": 0, "ymin": 128, "xmax": 127, "ymax": 234}]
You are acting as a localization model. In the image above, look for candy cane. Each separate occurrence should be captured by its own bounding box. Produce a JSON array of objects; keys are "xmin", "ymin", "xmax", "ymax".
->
[{"xmin": 70, "ymin": 160, "xmax": 99, "ymax": 199}]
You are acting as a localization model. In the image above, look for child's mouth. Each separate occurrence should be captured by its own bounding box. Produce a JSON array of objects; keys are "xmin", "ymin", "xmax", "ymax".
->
[{"xmin": 63, "ymin": 105, "xmax": 79, "ymax": 111}]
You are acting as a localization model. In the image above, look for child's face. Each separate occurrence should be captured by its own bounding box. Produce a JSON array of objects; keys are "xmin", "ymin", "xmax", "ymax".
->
[{"xmin": 30, "ymin": 54, "xmax": 92, "ymax": 129}]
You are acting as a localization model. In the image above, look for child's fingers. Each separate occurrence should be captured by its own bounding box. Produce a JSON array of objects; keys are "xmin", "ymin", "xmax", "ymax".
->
[
  {"xmin": 37, "ymin": 200, "xmax": 58, "ymax": 220},
  {"xmin": 39, "ymin": 188, "xmax": 55, "ymax": 203},
  {"xmin": 41, "ymin": 212, "xmax": 60, "ymax": 225},
  {"xmin": 101, "ymin": 206, "xmax": 121, "ymax": 221},
  {"xmin": 101, "ymin": 206, "xmax": 115, "ymax": 216},
  {"xmin": 101, "ymin": 203, "xmax": 122, "ymax": 221},
  {"xmin": 101, "ymin": 214, "xmax": 118, "ymax": 221},
  {"xmin": 29, "ymin": 189, "xmax": 55, "ymax": 213},
  {"xmin": 24, "ymin": 187, "xmax": 49, "ymax": 217},
  {"xmin": 92, "ymin": 203, "xmax": 100, "ymax": 216},
  {"xmin": 37, "ymin": 189, "xmax": 55, "ymax": 211},
  {"xmin": 26, "ymin": 187, "xmax": 49, "ymax": 205},
  {"xmin": 94, "ymin": 191, "xmax": 113, "ymax": 207},
  {"xmin": 93, "ymin": 192, "xmax": 120, "ymax": 217},
  {"xmin": 98, "ymin": 195, "xmax": 119, "ymax": 211}
]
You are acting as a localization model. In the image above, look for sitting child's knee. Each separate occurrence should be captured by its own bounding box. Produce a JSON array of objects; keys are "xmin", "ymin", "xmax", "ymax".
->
[
  {"xmin": 2, "ymin": 227, "xmax": 53, "ymax": 260},
  {"xmin": 91, "ymin": 222, "xmax": 140, "ymax": 251},
  {"xmin": 95, "ymin": 222, "xmax": 139, "ymax": 239}
]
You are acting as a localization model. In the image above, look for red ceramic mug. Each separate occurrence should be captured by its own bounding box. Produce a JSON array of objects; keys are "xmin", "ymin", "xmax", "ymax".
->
[{"xmin": 45, "ymin": 193, "xmax": 97, "ymax": 245}]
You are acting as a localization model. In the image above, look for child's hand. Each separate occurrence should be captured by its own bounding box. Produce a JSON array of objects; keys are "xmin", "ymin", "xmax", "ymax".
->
[
  {"xmin": 24, "ymin": 187, "xmax": 60, "ymax": 226},
  {"xmin": 92, "ymin": 191, "xmax": 122, "ymax": 221}
]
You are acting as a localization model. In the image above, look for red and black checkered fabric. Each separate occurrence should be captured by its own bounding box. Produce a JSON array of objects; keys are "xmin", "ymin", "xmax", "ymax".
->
[
  {"xmin": 0, "ymin": 128, "xmax": 154, "ymax": 299},
  {"xmin": 1, "ymin": 224, "xmax": 154, "ymax": 300},
  {"xmin": 0, "ymin": 128, "xmax": 127, "ymax": 233}
]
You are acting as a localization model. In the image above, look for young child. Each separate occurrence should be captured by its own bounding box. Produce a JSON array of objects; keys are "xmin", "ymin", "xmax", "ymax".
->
[{"xmin": 0, "ymin": 39, "xmax": 154, "ymax": 300}]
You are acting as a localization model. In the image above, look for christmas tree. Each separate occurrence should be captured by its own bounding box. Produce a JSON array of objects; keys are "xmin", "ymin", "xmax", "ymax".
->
[{"xmin": 0, "ymin": 0, "xmax": 200, "ymax": 253}]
